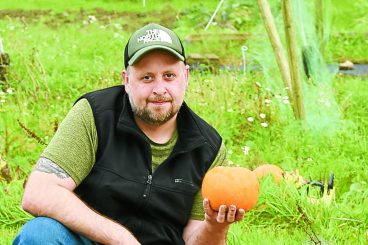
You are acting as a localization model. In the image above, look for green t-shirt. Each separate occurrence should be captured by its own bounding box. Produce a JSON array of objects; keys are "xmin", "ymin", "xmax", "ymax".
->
[{"xmin": 42, "ymin": 98, "xmax": 228, "ymax": 220}]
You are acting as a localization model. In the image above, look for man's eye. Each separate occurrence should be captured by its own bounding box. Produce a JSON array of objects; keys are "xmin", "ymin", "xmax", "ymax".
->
[
  {"xmin": 142, "ymin": 75, "xmax": 152, "ymax": 80},
  {"xmin": 165, "ymin": 73, "xmax": 175, "ymax": 79}
]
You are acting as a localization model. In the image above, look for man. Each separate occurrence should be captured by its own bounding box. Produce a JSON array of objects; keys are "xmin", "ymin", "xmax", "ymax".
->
[{"xmin": 14, "ymin": 23, "xmax": 244, "ymax": 245}]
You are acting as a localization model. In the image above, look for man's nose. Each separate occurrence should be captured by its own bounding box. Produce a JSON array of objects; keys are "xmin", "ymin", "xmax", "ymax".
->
[{"xmin": 152, "ymin": 78, "xmax": 167, "ymax": 95}]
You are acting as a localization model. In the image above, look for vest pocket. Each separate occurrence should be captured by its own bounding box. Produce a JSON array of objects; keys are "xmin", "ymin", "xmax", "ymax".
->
[
  {"xmin": 154, "ymin": 178, "xmax": 199, "ymax": 196},
  {"xmin": 174, "ymin": 178, "xmax": 195, "ymax": 186}
]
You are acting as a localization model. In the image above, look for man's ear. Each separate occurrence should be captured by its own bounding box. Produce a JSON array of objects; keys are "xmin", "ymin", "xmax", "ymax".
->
[
  {"xmin": 122, "ymin": 70, "xmax": 129, "ymax": 85},
  {"xmin": 184, "ymin": 64, "xmax": 190, "ymax": 88},
  {"xmin": 122, "ymin": 69, "xmax": 130, "ymax": 93}
]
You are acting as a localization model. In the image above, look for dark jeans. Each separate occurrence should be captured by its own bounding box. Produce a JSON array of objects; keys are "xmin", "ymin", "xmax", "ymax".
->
[{"xmin": 13, "ymin": 217, "xmax": 97, "ymax": 245}]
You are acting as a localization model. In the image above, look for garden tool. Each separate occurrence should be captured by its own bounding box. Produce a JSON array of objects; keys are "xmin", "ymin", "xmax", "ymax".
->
[{"xmin": 306, "ymin": 173, "xmax": 335, "ymax": 205}]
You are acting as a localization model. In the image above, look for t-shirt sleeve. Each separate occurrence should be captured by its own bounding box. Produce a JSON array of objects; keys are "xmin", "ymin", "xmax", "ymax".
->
[
  {"xmin": 190, "ymin": 141, "xmax": 229, "ymax": 220},
  {"xmin": 41, "ymin": 98, "xmax": 97, "ymax": 185}
]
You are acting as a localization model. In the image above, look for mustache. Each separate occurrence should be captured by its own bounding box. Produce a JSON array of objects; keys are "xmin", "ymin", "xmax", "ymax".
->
[{"xmin": 148, "ymin": 95, "xmax": 172, "ymax": 102}]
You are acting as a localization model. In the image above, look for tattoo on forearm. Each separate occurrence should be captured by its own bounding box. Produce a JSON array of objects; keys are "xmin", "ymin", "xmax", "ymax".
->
[{"xmin": 33, "ymin": 157, "xmax": 70, "ymax": 179}]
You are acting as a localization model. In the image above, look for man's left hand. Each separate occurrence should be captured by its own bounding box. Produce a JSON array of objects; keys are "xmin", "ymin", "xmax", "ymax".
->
[{"xmin": 203, "ymin": 198, "xmax": 245, "ymax": 225}]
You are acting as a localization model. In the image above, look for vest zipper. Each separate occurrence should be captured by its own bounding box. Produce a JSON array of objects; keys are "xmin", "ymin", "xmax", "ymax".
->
[{"xmin": 143, "ymin": 174, "xmax": 152, "ymax": 198}]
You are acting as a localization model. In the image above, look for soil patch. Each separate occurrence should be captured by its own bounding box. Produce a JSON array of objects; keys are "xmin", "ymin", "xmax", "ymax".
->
[{"xmin": 0, "ymin": 8, "xmax": 178, "ymax": 31}]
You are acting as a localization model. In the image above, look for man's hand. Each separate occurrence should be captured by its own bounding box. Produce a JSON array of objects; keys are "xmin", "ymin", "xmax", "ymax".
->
[
  {"xmin": 203, "ymin": 198, "xmax": 245, "ymax": 226},
  {"xmin": 183, "ymin": 199, "xmax": 245, "ymax": 245}
]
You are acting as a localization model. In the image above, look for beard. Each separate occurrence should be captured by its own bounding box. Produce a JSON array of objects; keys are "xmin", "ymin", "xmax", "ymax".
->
[{"xmin": 129, "ymin": 94, "xmax": 181, "ymax": 125}]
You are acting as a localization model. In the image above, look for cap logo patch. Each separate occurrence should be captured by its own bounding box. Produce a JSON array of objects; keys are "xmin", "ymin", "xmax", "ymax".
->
[{"xmin": 137, "ymin": 29, "xmax": 173, "ymax": 44}]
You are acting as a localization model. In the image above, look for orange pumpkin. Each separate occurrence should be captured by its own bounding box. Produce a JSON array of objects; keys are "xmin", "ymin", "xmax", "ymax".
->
[
  {"xmin": 253, "ymin": 164, "xmax": 284, "ymax": 184},
  {"xmin": 201, "ymin": 166, "xmax": 259, "ymax": 211}
]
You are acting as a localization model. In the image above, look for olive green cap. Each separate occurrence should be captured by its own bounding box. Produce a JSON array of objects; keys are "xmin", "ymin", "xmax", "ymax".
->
[{"xmin": 124, "ymin": 23, "xmax": 186, "ymax": 67}]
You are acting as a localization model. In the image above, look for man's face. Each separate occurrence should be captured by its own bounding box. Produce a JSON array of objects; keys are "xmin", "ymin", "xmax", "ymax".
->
[{"xmin": 123, "ymin": 50, "xmax": 189, "ymax": 126}]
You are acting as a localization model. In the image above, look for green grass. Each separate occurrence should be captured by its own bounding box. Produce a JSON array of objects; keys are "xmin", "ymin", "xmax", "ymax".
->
[
  {"xmin": 0, "ymin": 0, "xmax": 218, "ymax": 12},
  {"xmin": 1, "ymin": 0, "xmax": 367, "ymax": 244}
]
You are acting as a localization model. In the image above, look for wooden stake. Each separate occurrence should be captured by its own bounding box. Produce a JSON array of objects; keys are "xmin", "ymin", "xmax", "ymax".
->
[
  {"xmin": 257, "ymin": 0, "xmax": 298, "ymax": 117},
  {"xmin": 282, "ymin": 0, "xmax": 305, "ymax": 120}
]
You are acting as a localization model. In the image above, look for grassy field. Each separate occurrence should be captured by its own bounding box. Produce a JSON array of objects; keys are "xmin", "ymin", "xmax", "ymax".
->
[{"xmin": 1, "ymin": 0, "xmax": 367, "ymax": 244}]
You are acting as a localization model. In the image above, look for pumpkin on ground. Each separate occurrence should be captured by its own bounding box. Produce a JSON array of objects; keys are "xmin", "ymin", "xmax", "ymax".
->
[
  {"xmin": 201, "ymin": 166, "xmax": 259, "ymax": 211},
  {"xmin": 253, "ymin": 164, "xmax": 284, "ymax": 184}
]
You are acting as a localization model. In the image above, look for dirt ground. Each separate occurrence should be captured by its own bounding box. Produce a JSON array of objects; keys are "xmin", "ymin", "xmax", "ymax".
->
[{"xmin": 0, "ymin": 8, "xmax": 179, "ymax": 31}]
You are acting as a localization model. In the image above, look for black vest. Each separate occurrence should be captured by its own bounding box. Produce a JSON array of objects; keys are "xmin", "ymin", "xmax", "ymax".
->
[{"xmin": 74, "ymin": 86, "xmax": 222, "ymax": 245}]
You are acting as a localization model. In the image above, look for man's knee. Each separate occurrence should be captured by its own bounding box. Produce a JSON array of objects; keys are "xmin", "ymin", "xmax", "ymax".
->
[{"xmin": 13, "ymin": 217, "xmax": 76, "ymax": 244}]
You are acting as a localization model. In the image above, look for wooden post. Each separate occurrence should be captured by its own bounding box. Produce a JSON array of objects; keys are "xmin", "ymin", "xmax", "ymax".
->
[
  {"xmin": 256, "ymin": 0, "xmax": 298, "ymax": 118},
  {"xmin": 282, "ymin": 0, "xmax": 305, "ymax": 120}
]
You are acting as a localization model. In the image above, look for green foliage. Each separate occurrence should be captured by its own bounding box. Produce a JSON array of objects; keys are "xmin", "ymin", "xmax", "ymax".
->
[
  {"xmin": 0, "ymin": 181, "xmax": 33, "ymax": 244},
  {"xmin": 0, "ymin": 181, "xmax": 32, "ymax": 226},
  {"xmin": 178, "ymin": 0, "xmax": 256, "ymax": 31},
  {"xmin": 228, "ymin": 178, "xmax": 368, "ymax": 244}
]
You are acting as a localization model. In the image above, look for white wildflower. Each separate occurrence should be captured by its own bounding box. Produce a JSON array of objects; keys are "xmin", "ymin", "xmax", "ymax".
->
[
  {"xmin": 243, "ymin": 146, "xmax": 250, "ymax": 155},
  {"xmin": 6, "ymin": 88, "xmax": 13, "ymax": 94},
  {"xmin": 255, "ymin": 81, "xmax": 262, "ymax": 87},
  {"xmin": 265, "ymin": 99, "xmax": 272, "ymax": 104},
  {"xmin": 247, "ymin": 117, "xmax": 254, "ymax": 122},
  {"xmin": 114, "ymin": 23, "xmax": 122, "ymax": 30},
  {"xmin": 275, "ymin": 95, "xmax": 282, "ymax": 99},
  {"xmin": 261, "ymin": 122, "xmax": 268, "ymax": 127},
  {"xmin": 88, "ymin": 15, "xmax": 97, "ymax": 23},
  {"xmin": 259, "ymin": 113, "xmax": 266, "ymax": 119}
]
